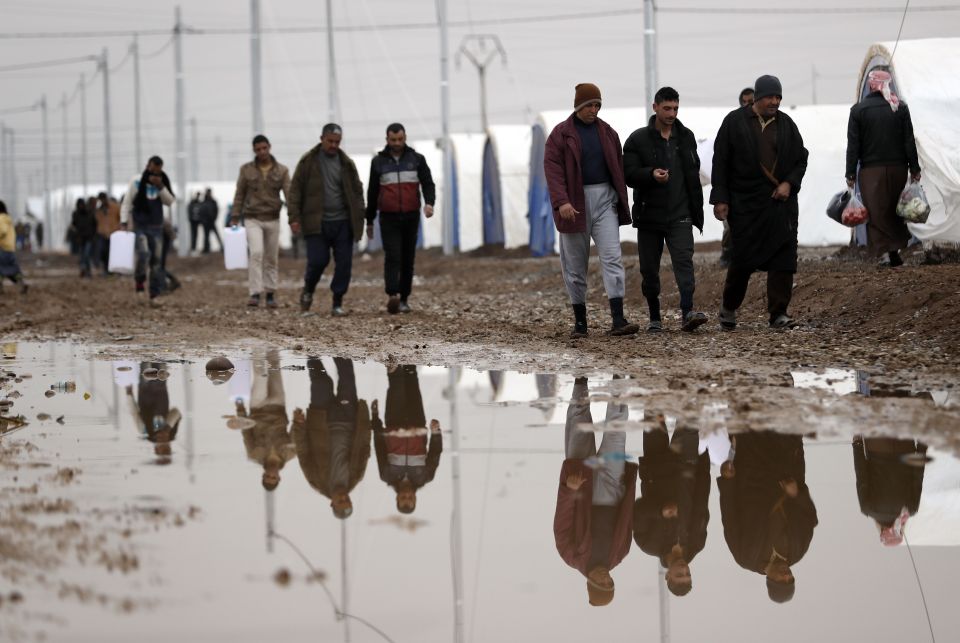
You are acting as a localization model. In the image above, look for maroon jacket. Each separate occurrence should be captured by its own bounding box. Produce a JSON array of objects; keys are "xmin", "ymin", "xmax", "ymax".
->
[
  {"xmin": 543, "ymin": 114, "xmax": 631, "ymax": 234},
  {"xmin": 554, "ymin": 458, "xmax": 638, "ymax": 575}
]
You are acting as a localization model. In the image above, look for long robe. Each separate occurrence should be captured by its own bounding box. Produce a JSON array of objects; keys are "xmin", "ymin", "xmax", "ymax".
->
[
  {"xmin": 710, "ymin": 106, "xmax": 809, "ymax": 273},
  {"xmin": 853, "ymin": 437, "xmax": 926, "ymax": 526}
]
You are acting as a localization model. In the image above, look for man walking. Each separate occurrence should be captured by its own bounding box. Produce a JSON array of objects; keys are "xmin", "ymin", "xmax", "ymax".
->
[
  {"xmin": 623, "ymin": 86, "xmax": 708, "ymax": 333},
  {"xmin": 95, "ymin": 192, "xmax": 120, "ymax": 275},
  {"xmin": 845, "ymin": 69, "xmax": 921, "ymax": 268},
  {"xmin": 231, "ymin": 134, "xmax": 291, "ymax": 308},
  {"xmin": 200, "ymin": 188, "xmax": 222, "ymax": 253},
  {"xmin": 719, "ymin": 87, "xmax": 757, "ymax": 268},
  {"xmin": 710, "ymin": 75, "xmax": 808, "ymax": 330},
  {"xmin": 366, "ymin": 123, "xmax": 435, "ymax": 314},
  {"xmin": 288, "ymin": 124, "xmax": 366, "ymax": 316},
  {"xmin": 120, "ymin": 155, "xmax": 176, "ymax": 305},
  {"xmin": 544, "ymin": 83, "xmax": 639, "ymax": 338},
  {"xmin": 187, "ymin": 192, "xmax": 203, "ymax": 254}
]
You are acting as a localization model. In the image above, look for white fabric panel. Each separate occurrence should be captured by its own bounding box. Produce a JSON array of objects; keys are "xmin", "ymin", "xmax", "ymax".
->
[
  {"xmin": 451, "ymin": 133, "xmax": 486, "ymax": 252},
  {"xmin": 408, "ymin": 140, "xmax": 443, "ymax": 249},
  {"xmin": 487, "ymin": 125, "xmax": 533, "ymax": 249}
]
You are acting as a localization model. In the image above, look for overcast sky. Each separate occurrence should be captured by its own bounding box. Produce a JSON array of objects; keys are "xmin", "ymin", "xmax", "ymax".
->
[{"xmin": 1, "ymin": 0, "xmax": 956, "ymax": 191}]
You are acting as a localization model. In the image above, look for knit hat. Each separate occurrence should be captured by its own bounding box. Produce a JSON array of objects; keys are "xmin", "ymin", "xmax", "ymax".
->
[
  {"xmin": 754, "ymin": 75, "xmax": 783, "ymax": 101},
  {"xmin": 766, "ymin": 577, "xmax": 796, "ymax": 603},
  {"xmin": 586, "ymin": 579, "xmax": 614, "ymax": 606},
  {"xmin": 574, "ymin": 83, "xmax": 602, "ymax": 111}
]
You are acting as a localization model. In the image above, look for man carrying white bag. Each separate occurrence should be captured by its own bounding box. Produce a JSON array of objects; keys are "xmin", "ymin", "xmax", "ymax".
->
[{"xmin": 231, "ymin": 134, "xmax": 291, "ymax": 309}]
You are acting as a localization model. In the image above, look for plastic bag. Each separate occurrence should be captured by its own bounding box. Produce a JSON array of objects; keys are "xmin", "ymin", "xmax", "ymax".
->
[
  {"xmin": 841, "ymin": 192, "xmax": 869, "ymax": 227},
  {"xmin": 826, "ymin": 187, "xmax": 851, "ymax": 224},
  {"xmin": 896, "ymin": 181, "xmax": 931, "ymax": 224}
]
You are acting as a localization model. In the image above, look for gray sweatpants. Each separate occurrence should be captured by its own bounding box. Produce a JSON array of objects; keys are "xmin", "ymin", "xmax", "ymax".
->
[
  {"xmin": 565, "ymin": 382, "xmax": 628, "ymax": 507},
  {"xmin": 558, "ymin": 183, "xmax": 626, "ymax": 305}
]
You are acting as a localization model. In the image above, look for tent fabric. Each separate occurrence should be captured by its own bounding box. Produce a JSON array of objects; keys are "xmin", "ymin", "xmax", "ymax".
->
[
  {"xmin": 482, "ymin": 125, "xmax": 533, "ymax": 248},
  {"xmin": 857, "ymin": 38, "xmax": 960, "ymax": 245},
  {"xmin": 450, "ymin": 133, "xmax": 486, "ymax": 252},
  {"xmin": 528, "ymin": 124, "xmax": 556, "ymax": 256}
]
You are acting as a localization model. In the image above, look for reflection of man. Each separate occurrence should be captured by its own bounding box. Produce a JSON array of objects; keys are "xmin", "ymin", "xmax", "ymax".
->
[
  {"xmin": 236, "ymin": 349, "xmax": 295, "ymax": 490},
  {"xmin": 718, "ymin": 431, "xmax": 818, "ymax": 603},
  {"xmin": 554, "ymin": 377, "xmax": 636, "ymax": 607},
  {"xmin": 293, "ymin": 357, "xmax": 370, "ymax": 519},
  {"xmin": 633, "ymin": 424, "xmax": 710, "ymax": 597},
  {"xmin": 853, "ymin": 436, "xmax": 927, "ymax": 546},
  {"xmin": 126, "ymin": 362, "xmax": 180, "ymax": 461},
  {"xmin": 373, "ymin": 365, "xmax": 442, "ymax": 513}
]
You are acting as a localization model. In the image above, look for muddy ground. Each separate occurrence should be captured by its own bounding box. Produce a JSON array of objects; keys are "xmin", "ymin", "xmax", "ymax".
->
[{"xmin": 2, "ymin": 242, "xmax": 959, "ymax": 391}]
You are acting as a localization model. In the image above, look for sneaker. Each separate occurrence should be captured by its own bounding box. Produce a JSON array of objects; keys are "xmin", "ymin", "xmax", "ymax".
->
[
  {"xmin": 247, "ymin": 293, "xmax": 261, "ymax": 308},
  {"xmin": 167, "ymin": 275, "xmax": 182, "ymax": 293},
  {"xmin": 681, "ymin": 311, "xmax": 708, "ymax": 333},
  {"xmin": 718, "ymin": 307, "xmax": 737, "ymax": 332},
  {"xmin": 331, "ymin": 305, "xmax": 347, "ymax": 317},
  {"xmin": 646, "ymin": 319, "xmax": 663, "ymax": 333},
  {"xmin": 135, "ymin": 281, "xmax": 145, "ymax": 294},
  {"xmin": 149, "ymin": 297, "xmax": 163, "ymax": 308},
  {"xmin": 608, "ymin": 319, "xmax": 640, "ymax": 336},
  {"xmin": 299, "ymin": 290, "xmax": 313, "ymax": 313},
  {"xmin": 265, "ymin": 293, "xmax": 277, "ymax": 309},
  {"xmin": 570, "ymin": 322, "xmax": 588, "ymax": 339},
  {"xmin": 398, "ymin": 301, "xmax": 411, "ymax": 314},
  {"xmin": 769, "ymin": 314, "xmax": 798, "ymax": 329},
  {"xmin": 387, "ymin": 295, "xmax": 401, "ymax": 315}
]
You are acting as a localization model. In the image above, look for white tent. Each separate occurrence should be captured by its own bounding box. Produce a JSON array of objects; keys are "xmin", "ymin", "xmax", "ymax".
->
[
  {"xmin": 858, "ymin": 38, "xmax": 960, "ymax": 245},
  {"xmin": 482, "ymin": 125, "xmax": 532, "ymax": 248},
  {"xmin": 407, "ymin": 140, "xmax": 443, "ymax": 249},
  {"xmin": 449, "ymin": 133, "xmax": 486, "ymax": 252}
]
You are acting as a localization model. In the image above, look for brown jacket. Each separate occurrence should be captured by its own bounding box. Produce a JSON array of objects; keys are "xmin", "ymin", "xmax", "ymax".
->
[
  {"xmin": 96, "ymin": 201, "xmax": 121, "ymax": 238},
  {"xmin": 293, "ymin": 400, "xmax": 371, "ymax": 499},
  {"xmin": 287, "ymin": 145, "xmax": 365, "ymax": 239},
  {"xmin": 231, "ymin": 156, "xmax": 291, "ymax": 221}
]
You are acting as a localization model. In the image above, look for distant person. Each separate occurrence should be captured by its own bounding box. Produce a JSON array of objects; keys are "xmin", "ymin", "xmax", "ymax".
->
[
  {"xmin": 95, "ymin": 192, "xmax": 121, "ymax": 275},
  {"xmin": 288, "ymin": 124, "xmax": 366, "ymax": 316},
  {"xmin": 711, "ymin": 75, "xmax": 808, "ymax": 330},
  {"xmin": 372, "ymin": 365, "xmax": 442, "ymax": 514},
  {"xmin": 544, "ymin": 83, "xmax": 639, "ymax": 338},
  {"xmin": 853, "ymin": 436, "xmax": 927, "ymax": 546},
  {"xmin": 231, "ymin": 134, "xmax": 292, "ymax": 309},
  {"xmin": 633, "ymin": 423, "xmax": 710, "ymax": 597},
  {"xmin": 718, "ymin": 89, "xmax": 756, "ymax": 269},
  {"xmin": 293, "ymin": 357, "xmax": 371, "ymax": 518},
  {"xmin": 200, "ymin": 187, "xmax": 222, "ymax": 253},
  {"xmin": 120, "ymin": 155, "xmax": 176, "ymax": 306},
  {"xmin": 234, "ymin": 348, "xmax": 296, "ymax": 490},
  {"xmin": 738, "ymin": 87, "xmax": 755, "ymax": 108},
  {"xmin": 718, "ymin": 431, "xmax": 818, "ymax": 604},
  {"xmin": 554, "ymin": 376, "xmax": 636, "ymax": 606},
  {"xmin": 366, "ymin": 123, "xmax": 435, "ymax": 315},
  {"xmin": 0, "ymin": 200, "xmax": 28, "ymax": 294},
  {"xmin": 845, "ymin": 69, "xmax": 921, "ymax": 268},
  {"xmin": 34, "ymin": 220, "xmax": 43, "ymax": 250},
  {"xmin": 126, "ymin": 362, "xmax": 180, "ymax": 463},
  {"xmin": 69, "ymin": 198, "xmax": 97, "ymax": 278},
  {"xmin": 188, "ymin": 192, "xmax": 203, "ymax": 253},
  {"xmin": 623, "ymin": 86, "xmax": 708, "ymax": 334}
]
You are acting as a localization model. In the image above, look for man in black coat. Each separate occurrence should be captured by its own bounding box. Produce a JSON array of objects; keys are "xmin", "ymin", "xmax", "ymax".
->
[
  {"xmin": 853, "ymin": 436, "xmax": 927, "ymax": 546},
  {"xmin": 623, "ymin": 87, "xmax": 708, "ymax": 333},
  {"xmin": 710, "ymin": 75, "xmax": 808, "ymax": 330}
]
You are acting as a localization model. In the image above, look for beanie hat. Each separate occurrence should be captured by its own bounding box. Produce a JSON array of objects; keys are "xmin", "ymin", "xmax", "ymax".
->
[
  {"xmin": 754, "ymin": 75, "xmax": 783, "ymax": 101},
  {"xmin": 574, "ymin": 83, "xmax": 602, "ymax": 111},
  {"xmin": 766, "ymin": 577, "xmax": 796, "ymax": 603},
  {"xmin": 586, "ymin": 579, "xmax": 614, "ymax": 606}
]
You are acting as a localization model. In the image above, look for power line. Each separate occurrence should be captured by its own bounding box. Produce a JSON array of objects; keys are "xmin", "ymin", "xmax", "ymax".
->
[
  {"xmin": 0, "ymin": 103, "xmax": 38, "ymax": 115},
  {"xmin": 141, "ymin": 35, "xmax": 175, "ymax": 59},
  {"xmin": 891, "ymin": 0, "xmax": 912, "ymax": 61},
  {"xmin": 0, "ymin": 54, "xmax": 98, "ymax": 73}
]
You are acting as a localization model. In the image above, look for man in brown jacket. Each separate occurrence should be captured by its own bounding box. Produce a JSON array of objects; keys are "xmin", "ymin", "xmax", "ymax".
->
[
  {"xmin": 288, "ymin": 124, "xmax": 366, "ymax": 316},
  {"xmin": 231, "ymin": 134, "xmax": 292, "ymax": 308},
  {"xmin": 95, "ymin": 192, "xmax": 121, "ymax": 275}
]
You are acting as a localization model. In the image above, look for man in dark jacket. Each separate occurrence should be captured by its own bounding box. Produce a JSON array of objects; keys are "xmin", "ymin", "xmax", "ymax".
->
[
  {"xmin": 633, "ymin": 424, "xmax": 710, "ymax": 597},
  {"xmin": 853, "ymin": 436, "xmax": 927, "ymax": 546},
  {"xmin": 69, "ymin": 198, "xmax": 97, "ymax": 278},
  {"xmin": 711, "ymin": 75, "xmax": 808, "ymax": 330},
  {"xmin": 199, "ymin": 188, "xmax": 222, "ymax": 254},
  {"xmin": 554, "ymin": 376, "xmax": 636, "ymax": 606},
  {"xmin": 293, "ymin": 357, "xmax": 370, "ymax": 519},
  {"xmin": 372, "ymin": 365, "xmax": 441, "ymax": 513},
  {"xmin": 623, "ymin": 86, "xmax": 708, "ymax": 333},
  {"xmin": 365, "ymin": 123, "xmax": 435, "ymax": 314},
  {"xmin": 120, "ymin": 155, "xmax": 176, "ymax": 305},
  {"xmin": 544, "ymin": 83, "xmax": 639, "ymax": 338},
  {"xmin": 288, "ymin": 124, "xmax": 366, "ymax": 316},
  {"xmin": 845, "ymin": 69, "xmax": 921, "ymax": 268},
  {"xmin": 718, "ymin": 431, "xmax": 818, "ymax": 603}
]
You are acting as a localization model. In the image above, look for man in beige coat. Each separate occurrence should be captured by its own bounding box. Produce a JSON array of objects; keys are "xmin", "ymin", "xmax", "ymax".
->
[{"xmin": 231, "ymin": 134, "xmax": 292, "ymax": 308}]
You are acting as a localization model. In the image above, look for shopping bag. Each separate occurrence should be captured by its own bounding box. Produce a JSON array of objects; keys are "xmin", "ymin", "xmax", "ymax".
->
[
  {"xmin": 826, "ymin": 187, "xmax": 851, "ymax": 224},
  {"xmin": 841, "ymin": 192, "xmax": 869, "ymax": 227},
  {"xmin": 108, "ymin": 230, "xmax": 136, "ymax": 274},
  {"xmin": 896, "ymin": 181, "xmax": 931, "ymax": 224},
  {"xmin": 223, "ymin": 226, "xmax": 248, "ymax": 270}
]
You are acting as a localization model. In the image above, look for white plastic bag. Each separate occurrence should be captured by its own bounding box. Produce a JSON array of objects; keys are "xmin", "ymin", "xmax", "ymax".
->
[
  {"xmin": 108, "ymin": 230, "xmax": 136, "ymax": 274},
  {"xmin": 897, "ymin": 181, "xmax": 931, "ymax": 224},
  {"xmin": 223, "ymin": 226, "xmax": 248, "ymax": 270}
]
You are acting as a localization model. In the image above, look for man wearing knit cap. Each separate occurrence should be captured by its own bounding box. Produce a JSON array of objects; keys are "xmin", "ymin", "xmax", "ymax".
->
[
  {"xmin": 845, "ymin": 68, "xmax": 921, "ymax": 268},
  {"xmin": 710, "ymin": 74, "xmax": 808, "ymax": 330},
  {"xmin": 544, "ymin": 83, "xmax": 639, "ymax": 338}
]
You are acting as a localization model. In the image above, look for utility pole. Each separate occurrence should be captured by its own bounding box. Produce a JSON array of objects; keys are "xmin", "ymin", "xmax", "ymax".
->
[
  {"xmin": 455, "ymin": 34, "xmax": 506, "ymax": 133},
  {"xmin": 132, "ymin": 34, "xmax": 142, "ymax": 167},
  {"xmin": 174, "ymin": 6, "xmax": 188, "ymax": 254},
  {"xmin": 61, "ymin": 93, "xmax": 69, "ymax": 191},
  {"xmin": 8, "ymin": 129, "xmax": 17, "ymax": 219},
  {"xmin": 1, "ymin": 124, "xmax": 7, "ymax": 204},
  {"xmin": 41, "ymin": 95, "xmax": 50, "ymax": 249},
  {"xmin": 100, "ymin": 48, "xmax": 113, "ymax": 196},
  {"xmin": 80, "ymin": 74, "xmax": 88, "ymax": 196},
  {"xmin": 250, "ymin": 0, "xmax": 264, "ymax": 134},
  {"xmin": 439, "ymin": 0, "xmax": 453, "ymax": 256},
  {"xmin": 326, "ymin": 0, "xmax": 339, "ymax": 123},
  {"xmin": 643, "ymin": 0, "xmax": 658, "ymax": 111},
  {"xmin": 215, "ymin": 135, "xmax": 223, "ymax": 181},
  {"xmin": 190, "ymin": 117, "xmax": 199, "ymax": 181},
  {"xmin": 811, "ymin": 64, "xmax": 818, "ymax": 105}
]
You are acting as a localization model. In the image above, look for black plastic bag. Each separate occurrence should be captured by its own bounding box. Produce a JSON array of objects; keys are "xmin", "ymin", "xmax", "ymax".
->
[{"xmin": 826, "ymin": 187, "xmax": 851, "ymax": 224}]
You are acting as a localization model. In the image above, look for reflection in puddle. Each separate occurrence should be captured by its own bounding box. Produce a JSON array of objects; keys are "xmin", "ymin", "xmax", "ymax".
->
[{"xmin": 0, "ymin": 343, "xmax": 959, "ymax": 642}]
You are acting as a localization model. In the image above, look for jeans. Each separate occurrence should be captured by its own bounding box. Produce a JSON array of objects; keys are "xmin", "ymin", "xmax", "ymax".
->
[
  {"xmin": 304, "ymin": 219, "xmax": 354, "ymax": 304},
  {"xmin": 134, "ymin": 226, "xmax": 165, "ymax": 298},
  {"xmin": 380, "ymin": 211, "xmax": 420, "ymax": 299},
  {"xmin": 78, "ymin": 239, "xmax": 94, "ymax": 276},
  {"xmin": 637, "ymin": 218, "xmax": 696, "ymax": 314}
]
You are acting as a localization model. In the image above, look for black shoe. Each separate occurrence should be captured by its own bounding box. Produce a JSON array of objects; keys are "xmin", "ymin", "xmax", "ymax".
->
[
  {"xmin": 299, "ymin": 289, "xmax": 313, "ymax": 312},
  {"xmin": 398, "ymin": 301, "xmax": 412, "ymax": 314},
  {"xmin": 608, "ymin": 318, "xmax": 640, "ymax": 336},
  {"xmin": 681, "ymin": 311, "xmax": 708, "ymax": 332},
  {"xmin": 167, "ymin": 276, "xmax": 182, "ymax": 293},
  {"xmin": 718, "ymin": 307, "xmax": 737, "ymax": 332},
  {"xmin": 247, "ymin": 293, "xmax": 261, "ymax": 307},
  {"xmin": 387, "ymin": 295, "xmax": 401, "ymax": 314},
  {"xmin": 769, "ymin": 314, "xmax": 798, "ymax": 329},
  {"xmin": 265, "ymin": 292, "xmax": 277, "ymax": 309},
  {"xmin": 570, "ymin": 322, "xmax": 588, "ymax": 339},
  {"xmin": 646, "ymin": 319, "xmax": 663, "ymax": 333}
]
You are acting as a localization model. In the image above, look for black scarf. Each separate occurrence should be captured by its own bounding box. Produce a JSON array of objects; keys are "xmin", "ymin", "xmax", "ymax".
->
[{"xmin": 133, "ymin": 170, "xmax": 174, "ymax": 213}]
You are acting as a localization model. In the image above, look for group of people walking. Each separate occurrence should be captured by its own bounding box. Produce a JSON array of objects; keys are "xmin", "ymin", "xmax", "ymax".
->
[{"xmin": 67, "ymin": 192, "xmax": 121, "ymax": 277}]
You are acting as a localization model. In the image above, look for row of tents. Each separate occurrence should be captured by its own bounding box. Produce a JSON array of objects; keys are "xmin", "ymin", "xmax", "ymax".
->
[{"xmin": 33, "ymin": 39, "xmax": 960, "ymax": 255}]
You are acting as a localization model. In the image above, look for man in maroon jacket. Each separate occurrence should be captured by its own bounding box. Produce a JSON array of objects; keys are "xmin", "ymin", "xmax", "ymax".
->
[
  {"xmin": 544, "ymin": 83, "xmax": 639, "ymax": 338},
  {"xmin": 554, "ymin": 377, "xmax": 637, "ymax": 606}
]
